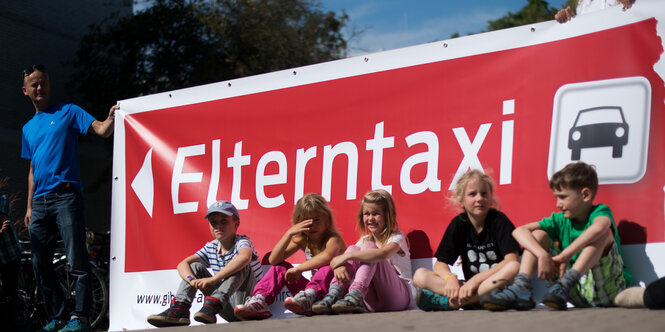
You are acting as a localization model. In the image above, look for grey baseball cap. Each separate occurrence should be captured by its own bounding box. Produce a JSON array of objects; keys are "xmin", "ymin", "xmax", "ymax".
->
[{"xmin": 205, "ymin": 200, "xmax": 239, "ymax": 219}]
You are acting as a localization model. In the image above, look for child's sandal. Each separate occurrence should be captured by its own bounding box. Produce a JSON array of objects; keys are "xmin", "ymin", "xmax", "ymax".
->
[
  {"xmin": 332, "ymin": 290, "xmax": 364, "ymax": 314},
  {"xmin": 312, "ymin": 294, "xmax": 337, "ymax": 315}
]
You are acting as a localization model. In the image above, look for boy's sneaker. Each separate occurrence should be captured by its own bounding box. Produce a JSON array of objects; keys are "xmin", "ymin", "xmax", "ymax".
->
[
  {"xmin": 234, "ymin": 295, "xmax": 272, "ymax": 320},
  {"xmin": 332, "ymin": 290, "xmax": 365, "ymax": 314},
  {"xmin": 312, "ymin": 294, "xmax": 338, "ymax": 315},
  {"xmin": 541, "ymin": 282, "xmax": 568, "ymax": 310},
  {"xmin": 284, "ymin": 291, "xmax": 314, "ymax": 316},
  {"xmin": 58, "ymin": 318, "xmax": 91, "ymax": 332},
  {"xmin": 479, "ymin": 285, "xmax": 535, "ymax": 311},
  {"xmin": 147, "ymin": 300, "xmax": 191, "ymax": 327},
  {"xmin": 39, "ymin": 319, "xmax": 65, "ymax": 332},
  {"xmin": 194, "ymin": 296, "xmax": 222, "ymax": 324},
  {"xmin": 416, "ymin": 289, "xmax": 452, "ymax": 311}
]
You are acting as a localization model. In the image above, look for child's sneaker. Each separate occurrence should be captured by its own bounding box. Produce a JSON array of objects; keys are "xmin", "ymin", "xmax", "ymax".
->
[
  {"xmin": 234, "ymin": 295, "xmax": 272, "ymax": 320},
  {"xmin": 147, "ymin": 300, "xmax": 191, "ymax": 327},
  {"xmin": 194, "ymin": 296, "xmax": 222, "ymax": 324},
  {"xmin": 332, "ymin": 289, "xmax": 365, "ymax": 314},
  {"xmin": 284, "ymin": 290, "xmax": 314, "ymax": 316},
  {"xmin": 541, "ymin": 282, "xmax": 568, "ymax": 310},
  {"xmin": 312, "ymin": 294, "xmax": 338, "ymax": 315},
  {"xmin": 479, "ymin": 285, "xmax": 535, "ymax": 311},
  {"xmin": 416, "ymin": 289, "xmax": 452, "ymax": 311},
  {"xmin": 58, "ymin": 317, "xmax": 91, "ymax": 332}
]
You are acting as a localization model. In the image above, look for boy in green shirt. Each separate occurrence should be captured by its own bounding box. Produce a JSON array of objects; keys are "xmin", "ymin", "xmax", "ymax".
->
[{"xmin": 481, "ymin": 162, "xmax": 632, "ymax": 310}]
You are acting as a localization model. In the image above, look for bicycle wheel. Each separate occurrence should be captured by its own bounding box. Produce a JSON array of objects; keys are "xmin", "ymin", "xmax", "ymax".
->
[
  {"xmin": 56, "ymin": 263, "xmax": 109, "ymax": 329},
  {"xmin": 88, "ymin": 267, "xmax": 109, "ymax": 329},
  {"xmin": 17, "ymin": 259, "xmax": 48, "ymax": 331}
]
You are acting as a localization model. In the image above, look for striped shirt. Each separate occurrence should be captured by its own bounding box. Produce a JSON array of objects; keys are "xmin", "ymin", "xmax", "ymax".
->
[{"xmin": 195, "ymin": 234, "xmax": 263, "ymax": 280}]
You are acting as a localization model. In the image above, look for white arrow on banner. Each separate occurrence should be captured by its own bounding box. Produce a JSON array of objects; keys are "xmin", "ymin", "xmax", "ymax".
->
[{"xmin": 131, "ymin": 148, "xmax": 154, "ymax": 217}]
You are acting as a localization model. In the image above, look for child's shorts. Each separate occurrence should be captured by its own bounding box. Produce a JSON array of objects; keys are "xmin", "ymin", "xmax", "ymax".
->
[{"xmin": 551, "ymin": 241, "xmax": 626, "ymax": 307}]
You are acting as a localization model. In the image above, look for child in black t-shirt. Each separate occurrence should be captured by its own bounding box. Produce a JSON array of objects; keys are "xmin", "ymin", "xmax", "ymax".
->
[{"xmin": 412, "ymin": 170, "xmax": 520, "ymax": 310}]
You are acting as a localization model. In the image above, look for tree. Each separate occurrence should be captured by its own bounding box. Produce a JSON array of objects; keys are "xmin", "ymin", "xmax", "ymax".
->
[
  {"xmin": 69, "ymin": 0, "xmax": 349, "ymax": 118},
  {"xmin": 449, "ymin": 0, "xmax": 577, "ymax": 38},
  {"xmin": 485, "ymin": 0, "xmax": 577, "ymax": 31}
]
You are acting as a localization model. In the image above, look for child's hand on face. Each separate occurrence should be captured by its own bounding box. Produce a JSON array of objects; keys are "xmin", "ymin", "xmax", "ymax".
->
[
  {"xmin": 0, "ymin": 220, "xmax": 8, "ymax": 233},
  {"xmin": 285, "ymin": 267, "xmax": 302, "ymax": 284},
  {"xmin": 288, "ymin": 219, "xmax": 313, "ymax": 237}
]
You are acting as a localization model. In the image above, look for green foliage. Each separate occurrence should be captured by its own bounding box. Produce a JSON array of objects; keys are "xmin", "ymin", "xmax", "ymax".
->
[
  {"xmin": 485, "ymin": 0, "xmax": 558, "ymax": 31},
  {"xmin": 69, "ymin": 0, "xmax": 348, "ymax": 118},
  {"xmin": 450, "ymin": 0, "xmax": 578, "ymax": 38}
]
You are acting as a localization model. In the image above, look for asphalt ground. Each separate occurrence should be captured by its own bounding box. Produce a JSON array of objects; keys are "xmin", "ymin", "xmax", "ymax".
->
[{"xmin": 127, "ymin": 307, "xmax": 665, "ymax": 332}]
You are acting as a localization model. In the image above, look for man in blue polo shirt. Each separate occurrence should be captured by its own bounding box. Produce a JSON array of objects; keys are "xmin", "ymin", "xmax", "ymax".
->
[{"xmin": 21, "ymin": 64, "xmax": 118, "ymax": 332}]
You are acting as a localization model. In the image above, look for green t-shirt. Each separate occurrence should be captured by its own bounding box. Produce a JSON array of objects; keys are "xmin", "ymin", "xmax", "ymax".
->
[{"xmin": 539, "ymin": 203, "xmax": 633, "ymax": 286}]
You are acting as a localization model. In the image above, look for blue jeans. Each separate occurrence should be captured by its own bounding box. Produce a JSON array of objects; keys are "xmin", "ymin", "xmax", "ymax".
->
[{"xmin": 29, "ymin": 188, "xmax": 92, "ymax": 320}]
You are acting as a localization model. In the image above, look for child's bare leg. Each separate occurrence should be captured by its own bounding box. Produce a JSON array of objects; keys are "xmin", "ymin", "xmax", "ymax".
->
[
  {"xmin": 413, "ymin": 268, "xmax": 445, "ymax": 294},
  {"xmin": 480, "ymin": 230, "xmax": 550, "ymax": 311},
  {"xmin": 478, "ymin": 260, "xmax": 520, "ymax": 295},
  {"xmin": 414, "ymin": 267, "xmax": 471, "ymax": 309},
  {"xmin": 570, "ymin": 227, "xmax": 614, "ymax": 275},
  {"xmin": 413, "ymin": 268, "xmax": 456, "ymax": 311},
  {"xmin": 542, "ymin": 229, "xmax": 614, "ymax": 310},
  {"xmin": 443, "ymin": 261, "xmax": 520, "ymax": 308},
  {"xmin": 518, "ymin": 229, "xmax": 551, "ymax": 276}
]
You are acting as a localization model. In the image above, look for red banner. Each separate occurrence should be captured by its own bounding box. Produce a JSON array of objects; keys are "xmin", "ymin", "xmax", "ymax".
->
[{"xmin": 122, "ymin": 19, "xmax": 664, "ymax": 273}]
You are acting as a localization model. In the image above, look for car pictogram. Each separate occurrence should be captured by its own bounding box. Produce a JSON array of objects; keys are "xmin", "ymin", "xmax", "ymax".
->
[{"xmin": 568, "ymin": 106, "xmax": 629, "ymax": 160}]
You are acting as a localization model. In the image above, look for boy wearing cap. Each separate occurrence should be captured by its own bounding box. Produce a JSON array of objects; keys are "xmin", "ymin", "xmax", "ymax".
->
[{"xmin": 147, "ymin": 200, "xmax": 263, "ymax": 327}]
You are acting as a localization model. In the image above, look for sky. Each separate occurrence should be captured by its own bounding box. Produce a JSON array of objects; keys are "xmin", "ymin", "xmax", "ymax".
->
[{"xmin": 319, "ymin": 0, "xmax": 569, "ymax": 56}]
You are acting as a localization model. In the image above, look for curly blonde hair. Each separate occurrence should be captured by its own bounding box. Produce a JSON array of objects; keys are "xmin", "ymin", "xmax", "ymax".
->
[{"xmin": 450, "ymin": 169, "xmax": 498, "ymax": 210}]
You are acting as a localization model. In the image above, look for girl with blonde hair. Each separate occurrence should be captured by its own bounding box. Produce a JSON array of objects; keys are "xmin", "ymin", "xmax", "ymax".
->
[
  {"xmin": 312, "ymin": 189, "xmax": 415, "ymax": 314},
  {"xmin": 234, "ymin": 193, "xmax": 346, "ymax": 319}
]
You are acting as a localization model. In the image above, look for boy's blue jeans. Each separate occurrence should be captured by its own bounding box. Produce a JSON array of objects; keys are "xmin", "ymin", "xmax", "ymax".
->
[
  {"xmin": 175, "ymin": 262, "xmax": 256, "ymax": 322},
  {"xmin": 29, "ymin": 188, "xmax": 92, "ymax": 321}
]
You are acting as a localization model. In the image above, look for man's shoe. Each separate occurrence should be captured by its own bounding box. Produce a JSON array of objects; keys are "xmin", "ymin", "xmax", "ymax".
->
[
  {"xmin": 147, "ymin": 300, "xmax": 191, "ymax": 327},
  {"xmin": 416, "ymin": 289, "xmax": 452, "ymax": 311},
  {"xmin": 233, "ymin": 295, "xmax": 272, "ymax": 320},
  {"xmin": 480, "ymin": 285, "xmax": 535, "ymax": 311},
  {"xmin": 39, "ymin": 319, "xmax": 65, "ymax": 332},
  {"xmin": 58, "ymin": 318, "xmax": 91, "ymax": 332},
  {"xmin": 194, "ymin": 296, "xmax": 222, "ymax": 324},
  {"xmin": 541, "ymin": 282, "xmax": 569, "ymax": 310}
]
